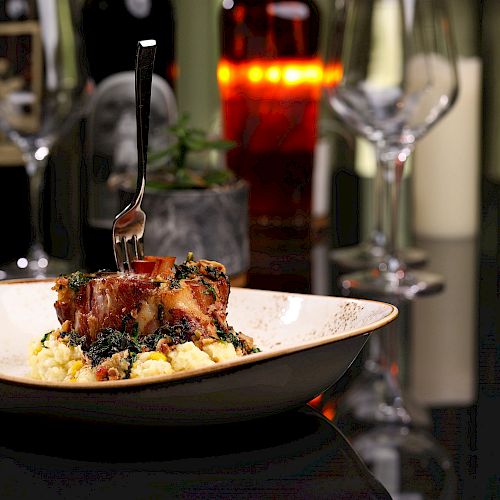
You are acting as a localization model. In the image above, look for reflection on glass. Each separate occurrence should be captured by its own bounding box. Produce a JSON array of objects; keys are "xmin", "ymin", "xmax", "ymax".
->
[{"xmin": 329, "ymin": 311, "xmax": 457, "ymax": 499}]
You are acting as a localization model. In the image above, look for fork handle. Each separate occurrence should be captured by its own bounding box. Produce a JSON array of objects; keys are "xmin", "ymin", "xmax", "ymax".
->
[{"xmin": 134, "ymin": 39, "xmax": 157, "ymax": 207}]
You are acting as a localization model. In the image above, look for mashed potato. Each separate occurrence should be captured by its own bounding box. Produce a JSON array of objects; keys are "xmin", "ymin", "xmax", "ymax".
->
[
  {"xmin": 130, "ymin": 351, "xmax": 174, "ymax": 379},
  {"xmin": 29, "ymin": 331, "xmax": 240, "ymax": 383},
  {"xmin": 168, "ymin": 342, "xmax": 215, "ymax": 372},
  {"xmin": 29, "ymin": 334, "xmax": 85, "ymax": 382},
  {"xmin": 202, "ymin": 341, "xmax": 238, "ymax": 362}
]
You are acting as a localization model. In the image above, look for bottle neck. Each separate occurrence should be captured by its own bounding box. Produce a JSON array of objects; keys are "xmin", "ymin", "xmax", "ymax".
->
[{"xmin": 220, "ymin": 0, "xmax": 320, "ymax": 61}]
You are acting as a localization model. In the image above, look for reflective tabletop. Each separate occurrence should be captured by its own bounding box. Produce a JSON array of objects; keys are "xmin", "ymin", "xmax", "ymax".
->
[{"xmin": 0, "ymin": 406, "xmax": 391, "ymax": 499}]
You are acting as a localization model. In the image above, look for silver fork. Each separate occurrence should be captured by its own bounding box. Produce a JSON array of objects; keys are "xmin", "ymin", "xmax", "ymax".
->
[{"xmin": 112, "ymin": 40, "xmax": 157, "ymax": 272}]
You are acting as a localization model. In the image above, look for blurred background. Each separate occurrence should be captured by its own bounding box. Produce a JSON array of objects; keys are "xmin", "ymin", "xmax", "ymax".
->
[{"xmin": 0, "ymin": 1, "xmax": 498, "ymax": 498}]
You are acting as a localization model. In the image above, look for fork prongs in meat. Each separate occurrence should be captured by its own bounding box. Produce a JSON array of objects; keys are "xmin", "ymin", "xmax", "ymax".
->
[{"xmin": 113, "ymin": 234, "xmax": 143, "ymax": 272}]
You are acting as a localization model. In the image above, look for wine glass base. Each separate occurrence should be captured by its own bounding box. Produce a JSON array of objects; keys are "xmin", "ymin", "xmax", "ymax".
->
[
  {"xmin": 330, "ymin": 244, "xmax": 428, "ymax": 271},
  {"xmin": 339, "ymin": 268, "xmax": 444, "ymax": 300},
  {"xmin": 351, "ymin": 424, "xmax": 457, "ymax": 499},
  {"xmin": 332, "ymin": 368, "xmax": 432, "ymax": 432}
]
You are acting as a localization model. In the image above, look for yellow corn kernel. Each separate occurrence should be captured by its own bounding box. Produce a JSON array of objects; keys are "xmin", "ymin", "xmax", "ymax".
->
[
  {"xmin": 149, "ymin": 352, "xmax": 167, "ymax": 362},
  {"xmin": 33, "ymin": 344, "xmax": 43, "ymax": 355},
  {"xmin": 69, "ymin": 360, "xmax": 83, "ymax": 376}
]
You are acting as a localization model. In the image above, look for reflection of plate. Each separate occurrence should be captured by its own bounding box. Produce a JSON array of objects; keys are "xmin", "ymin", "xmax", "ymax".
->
[{"xmin": 0, "ymin": 280, "xmax": 398, "ymax": 426}]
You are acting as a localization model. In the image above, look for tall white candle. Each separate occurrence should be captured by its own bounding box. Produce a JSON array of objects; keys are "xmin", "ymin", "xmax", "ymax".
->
[
  {"xmin": 409, "ymin": 238, "xmax": 477, "ymax": 406},
  {"xmin": 413, "ymin": 57, "xmax": 482, "ymax": 239}
]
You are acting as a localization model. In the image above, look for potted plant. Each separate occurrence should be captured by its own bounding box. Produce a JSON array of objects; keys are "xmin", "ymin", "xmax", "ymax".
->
[{"xmin": 117, "ymin": 113, "xmax": 250, "ymax": 280}]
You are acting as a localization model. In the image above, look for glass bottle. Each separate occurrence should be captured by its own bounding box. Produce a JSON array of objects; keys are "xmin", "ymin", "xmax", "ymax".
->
[
  {"xmin": 218, "ymin": 0, "xmax": 324, "ymax": 292},
  {"xmin": 218, "ymin": 0, "xmax": 321, "ymax": 228}
]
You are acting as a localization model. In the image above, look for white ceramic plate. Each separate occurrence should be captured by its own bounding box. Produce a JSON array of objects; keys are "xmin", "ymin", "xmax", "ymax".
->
[{"xmin": 0, "ymin": 280, "xmax": 398, "ymax": 426}]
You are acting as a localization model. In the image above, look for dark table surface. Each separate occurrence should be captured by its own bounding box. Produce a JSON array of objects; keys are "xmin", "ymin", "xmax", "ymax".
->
[{"xmin": 0, "ymin": 405, "xmax": 391, "ymax": 499}]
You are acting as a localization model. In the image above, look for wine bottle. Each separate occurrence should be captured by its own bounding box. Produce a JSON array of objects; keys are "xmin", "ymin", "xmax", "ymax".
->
[
  {"xmin": 218, "ymin": 0, "xmax": 324, "ymax": 292},
  {"xmin": 81, "ymin": 0, "xmax": 175, "ymax": 87},
  {"xmin": 0, "ymin": 1, "xmax": 39, "ymax": 268}
]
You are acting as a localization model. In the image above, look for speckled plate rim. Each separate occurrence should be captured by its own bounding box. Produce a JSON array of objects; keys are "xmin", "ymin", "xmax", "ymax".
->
[{"xmin": 0, "ymin": 279, "xmax": 398, "ymax": 391}]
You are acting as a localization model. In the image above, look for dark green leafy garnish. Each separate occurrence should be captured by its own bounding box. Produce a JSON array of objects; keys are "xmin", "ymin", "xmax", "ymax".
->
[
  {"xmin": 250, "ymin": 347, "xmax": 262, "ymax": 354},
  {"xmin": 167, "ymin": 318, "xmax": 193, "ymax": 344},
  {"xmin": 174, "ymin": 263, "xmax": 199, "ymax": 281},
  {"xmin": 121, "ymin": 313, "xmax": 134, "ymax": 332},
  {"xmin": 168, "ymin": 278, "xmax": 181, "ymax": 289},
  {"xmin": 60, "ymin": 330, "xmax": 87, "ymax": 348},
  {"xmin": 215, "ymin": 323, "xmax": 243, "ymax": 350},
  {"xmin": 40, "ymin": 331, "xmax": 53, "ymax": 348},
  {"xmin": 131, "ymin": 322, "xmax": 139, "ymax": 340},
  {"xmin": 204, "ymin": 266, "xmax": 226, "ymax": 281},
  {"xmin": 87, "ymin": 328, "xmax": 141, "ymax": 367},
  {"xmin": 141, "ymin": 319, "xmax": 193, "ymax": 351},
  {"xmin": 157, "ymin": 304, "xmax": 165, "ymax": 323},
  {"xmin": 67, "ymin": 271, "xmax": 94, "ymax": 292},
  {"xmin": 201, "ymin": 278, "xmax": 217, "ymax": 300},
  {"xmin": 140, "ymin": 330, "xmax": 172, "ymax": 352}
]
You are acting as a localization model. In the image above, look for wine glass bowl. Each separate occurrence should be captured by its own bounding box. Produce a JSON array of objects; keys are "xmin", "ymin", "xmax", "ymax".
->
[
  {"xmin": 0, "ymin": 3, "xmax": 91, "ymax": 279},
  {"xmin": 324, "ymin": 0, "xmax": 458, "ymax": 298}
]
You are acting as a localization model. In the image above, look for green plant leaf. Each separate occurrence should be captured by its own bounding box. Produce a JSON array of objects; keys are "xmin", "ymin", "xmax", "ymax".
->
[
  {"xmin": 204, "ymin": 139, "xmax": 236, "ymax": 150},
  {"xmin": 147, "ymin": 112, "xmax": 236, "ymax": 186}
]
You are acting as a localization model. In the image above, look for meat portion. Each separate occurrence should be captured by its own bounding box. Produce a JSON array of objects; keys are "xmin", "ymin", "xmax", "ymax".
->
[{"xmin": 52, "ymin": 258, "xmax": 239, "ymax": 348}]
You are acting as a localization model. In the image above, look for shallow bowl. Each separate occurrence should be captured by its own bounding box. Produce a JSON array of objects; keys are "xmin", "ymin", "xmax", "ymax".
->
[{"xmin": 0, "ymin": 280, "xmax": 398, "ymax": 426}]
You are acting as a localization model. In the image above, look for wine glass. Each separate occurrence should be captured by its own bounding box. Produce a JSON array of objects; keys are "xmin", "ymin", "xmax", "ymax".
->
[
  {"xmin": 323, "ymin": 0, "xmax": 458, "ymax": 298},
  {"xmin": 323, "ymin": 301, "xmax": 457, "ymax": 499},
  {"xmin": 0, "ymin": 1, "xmax": 91, "ymax": 279},
  {"xmin": 330, "ymin": 158, "xmax": 428, "ymax": 271}
]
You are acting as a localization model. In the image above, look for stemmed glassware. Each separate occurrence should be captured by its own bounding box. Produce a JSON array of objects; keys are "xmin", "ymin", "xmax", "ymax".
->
[
  {"xmin": 326, "ymin": 302, "xmax": 457, "ymax": 499},
  {"xmin": 0, "ymin": 1, "xmax": 91, "ymax": 279},
  {"xmin": 319, "ymin": 1, "xmax": 459, "ymax": 496},
  {"xmin": 323, "ymin": 0, "xmax": 458, "ymax": 298},
  {"xmin": 330, "ymin": 161, "xmax": 429, "ymax": 271}
]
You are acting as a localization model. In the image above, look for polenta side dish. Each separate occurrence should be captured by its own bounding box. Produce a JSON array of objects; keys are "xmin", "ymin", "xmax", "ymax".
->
[{"xmin": 29, "ymin": 254, "xmax": 260, "ymax": 383}]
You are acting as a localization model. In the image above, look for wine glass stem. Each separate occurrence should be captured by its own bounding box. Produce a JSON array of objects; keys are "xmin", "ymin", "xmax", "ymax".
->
[
  {"xmin": 376, "ymin": 145, "xmax": 408, "ymax": 270},
  {"xmin": 368, "ymin": 322, "xmax": 410, "ymax": 423},
  {"xmin": 24, "ymin": 152, "xmax": 48, "ymax": 258},
  {"xmin": 369, "ymin": 159, "xmax": 386, "ymax": 249}
]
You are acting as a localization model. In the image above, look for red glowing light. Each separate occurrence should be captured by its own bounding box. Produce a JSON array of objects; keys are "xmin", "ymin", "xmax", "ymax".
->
[
  {"xmin": 216, "ymin": 58, "xmax": 333, "ymax": 222},
  {"xmin": 322, "ymin": 400, "xmax": 336, "ymax": 421},
  {"xmin": 266, "ymin": 65, "xmax": 281, "ymax": 83},
  {"xmin": 248, "ymin": 65, "xmax": 264, "ymax": 83},
  {"xmin": 218, "ymin": 59, "xmax": 343, "ymax": 89},
  {"xmin": 323, "ymin": 62, "xmax": 343, "ymax": 87},
  {"xmin": 308, "ymin": 393, "xmax": 323, "ymax": 409},
  {"xmin": 217, "ymin": 59, "xmax": 327, "ymax": 88},
  {"xmin": 217, "ymin": 63, "xmax": 231, "ymax": 84}
]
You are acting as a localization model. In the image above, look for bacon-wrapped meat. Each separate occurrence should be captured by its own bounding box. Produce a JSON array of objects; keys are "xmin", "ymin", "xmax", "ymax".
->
[{"xmin": 52, "ymin": 256, "xmax": 255, "ymax": 356}]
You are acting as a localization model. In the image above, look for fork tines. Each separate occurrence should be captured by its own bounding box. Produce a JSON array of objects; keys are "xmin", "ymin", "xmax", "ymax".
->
[{"xmin": 113, "ymin": 233, "xmax": 145, "ymax": 273}]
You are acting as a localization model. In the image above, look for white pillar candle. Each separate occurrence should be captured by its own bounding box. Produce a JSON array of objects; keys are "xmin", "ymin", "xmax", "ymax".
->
[
  {"xmin": 409, "ymin": 238, "xmax": 477, "ymax": 406},
  {"xmin": 312, "ymin": 137, "xmax": 332, "ymax": 222},
  {"xmin": 413, "ymin": 57, "xmax": 482, "ymax": 239}
]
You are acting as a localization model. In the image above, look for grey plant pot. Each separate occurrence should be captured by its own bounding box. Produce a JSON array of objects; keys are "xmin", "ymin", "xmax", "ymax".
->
[{"xmin": 120, "ymin": 180, "xmax": 250, "ymax": 277}]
